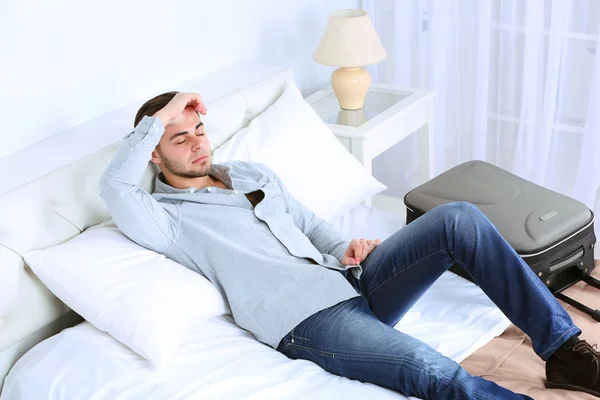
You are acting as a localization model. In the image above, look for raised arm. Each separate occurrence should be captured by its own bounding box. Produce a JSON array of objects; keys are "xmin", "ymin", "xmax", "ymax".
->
[{"xmin": 99, "ymin": 93, "xmax": 206, "ymax": 253}]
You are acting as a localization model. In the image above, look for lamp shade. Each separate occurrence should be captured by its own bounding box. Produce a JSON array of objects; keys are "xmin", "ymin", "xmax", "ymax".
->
[{"xmin": 313, "ymin": 9, "xmax": 386, "ymax": 67}]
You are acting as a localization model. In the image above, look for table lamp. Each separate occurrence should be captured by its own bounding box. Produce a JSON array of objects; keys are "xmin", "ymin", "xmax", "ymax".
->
[{"xmin": 313, "ymin": 9, "xmax": 386, "ymax": 110}]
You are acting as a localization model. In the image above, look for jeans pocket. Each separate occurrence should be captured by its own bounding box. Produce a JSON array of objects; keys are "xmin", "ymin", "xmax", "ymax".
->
[
  {"xmin": 288, "ymin": 342, "xmax": 336, "ymax": 358},
  {"xmin": 291, "ymin": 329, "xmax": 312, "ymax": 344}
]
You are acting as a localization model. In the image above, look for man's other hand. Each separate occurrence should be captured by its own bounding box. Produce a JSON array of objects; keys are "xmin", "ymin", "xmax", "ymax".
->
[
  {"xmin": 341, "ymin": 238, "xmax": 381, "ymax": 265},
  {"xmin": 153, "ymin": 92, "xmax": 207, "ymax": 127}
]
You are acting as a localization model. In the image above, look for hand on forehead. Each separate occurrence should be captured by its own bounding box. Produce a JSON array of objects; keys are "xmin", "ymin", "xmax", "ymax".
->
[{"xmin": 171, "ymin": 108, "xmax": 202, "ymax": 126}]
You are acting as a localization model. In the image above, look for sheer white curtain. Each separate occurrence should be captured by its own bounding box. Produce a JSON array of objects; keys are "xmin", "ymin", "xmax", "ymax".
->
[{"xmin": 364, "ymin": 0, "xmax": 600, "ymax": 243}]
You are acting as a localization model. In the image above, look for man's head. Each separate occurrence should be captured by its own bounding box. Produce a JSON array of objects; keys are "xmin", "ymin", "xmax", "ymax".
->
[{"xmin": 135, "ymin": 92, "xmax": 212, "ymax": 186}]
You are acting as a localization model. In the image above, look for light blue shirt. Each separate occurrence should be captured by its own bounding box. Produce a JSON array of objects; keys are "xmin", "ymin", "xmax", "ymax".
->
[{"xmin": 99, "ymin": 115, "xmax": 362, "ymax": 348}]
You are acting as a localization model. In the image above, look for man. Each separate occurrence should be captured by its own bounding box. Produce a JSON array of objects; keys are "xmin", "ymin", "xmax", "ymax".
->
[{"xmin": 100, "ymin": 91, "xmax": 599, "ymax": 399}]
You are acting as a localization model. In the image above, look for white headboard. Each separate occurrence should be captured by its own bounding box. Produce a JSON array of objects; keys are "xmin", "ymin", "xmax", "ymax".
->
[{"xmin": 0, "ymin": 64, "xmax": 294, "ymax": 391}]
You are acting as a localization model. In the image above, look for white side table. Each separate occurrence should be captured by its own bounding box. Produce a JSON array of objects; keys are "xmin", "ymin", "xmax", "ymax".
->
[{"xmin": 305, "ymin": 83, "xmax": 436, "ymax": 211}]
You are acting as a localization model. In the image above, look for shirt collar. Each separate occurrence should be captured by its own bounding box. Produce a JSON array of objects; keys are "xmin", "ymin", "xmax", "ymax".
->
[{"xmin": 153, "ymin": 163, "xmax": 233, "ymax": 194}]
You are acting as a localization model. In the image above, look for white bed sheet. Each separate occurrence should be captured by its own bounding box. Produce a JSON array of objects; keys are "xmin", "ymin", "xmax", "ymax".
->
[{"xmin": 1, "ymin": 204, "xmax": 511, "ymax": 400}]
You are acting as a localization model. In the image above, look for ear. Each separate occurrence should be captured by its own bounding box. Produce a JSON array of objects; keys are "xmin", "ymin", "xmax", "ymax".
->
[{"xmin": 150, "ymin": 148, "xmax": 161, "ymax": 165}]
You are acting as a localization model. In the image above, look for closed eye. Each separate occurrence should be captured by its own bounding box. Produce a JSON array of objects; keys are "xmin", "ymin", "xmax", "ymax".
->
[
  {"xmin": 170, "ymin": 120, "xmax": 204, "ymax": 144},
  {"xmin": 177, "ymin": 132, "xmax": 204, "ymax": 144}
]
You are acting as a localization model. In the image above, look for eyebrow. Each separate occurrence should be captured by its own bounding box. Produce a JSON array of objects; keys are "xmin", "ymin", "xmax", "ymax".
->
[{"xmin": 169, "ymin": 119, "xmax": 204, "ymax": 141}]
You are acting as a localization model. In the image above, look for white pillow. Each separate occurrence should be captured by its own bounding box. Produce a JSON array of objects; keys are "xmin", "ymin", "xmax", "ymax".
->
[
  {"xmin": 212, "ymin": 81, "xmax": 386, "ymax": 221},
  {"xmin": 23, "ymin": 220, "xmax": 229, "ymax": 368}
]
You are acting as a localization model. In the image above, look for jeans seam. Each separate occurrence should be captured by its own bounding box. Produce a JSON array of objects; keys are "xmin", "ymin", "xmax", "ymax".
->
[
  {"xmin": 287, "ymin": 343, "xmax": 336, "ymax": 357},
  {"xmin": 292, "ymin": 331, "xmax": 311, "ymax": 342},
  {"xmin": 289, "ymin": 343, "xmax": 441, "ymax": 366},
  {"xmin": 278, "ymin": 342, "xmax": 292, "ymax": 352},
  {"xmin": 287, "ymin": 340, "xmax": 431, "ymax": 364},
  {"xmin": 539, "ymin": 326, "xmax": 581, "ymax": 360},
  {"xmin": 367, "ymin": 247, "xmax": 450, "ymax": 297}
]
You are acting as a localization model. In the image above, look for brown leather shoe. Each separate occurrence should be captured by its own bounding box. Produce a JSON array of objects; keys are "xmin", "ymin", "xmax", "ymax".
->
[{"xmin": 546, "ymin": 340, "xmax": 600, "ymax": 397}]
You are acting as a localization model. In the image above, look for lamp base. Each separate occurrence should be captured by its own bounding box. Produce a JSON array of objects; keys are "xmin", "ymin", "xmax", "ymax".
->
[{"xmin": 331, "ymin": 67, "xmax": 370, "ymax": 110}]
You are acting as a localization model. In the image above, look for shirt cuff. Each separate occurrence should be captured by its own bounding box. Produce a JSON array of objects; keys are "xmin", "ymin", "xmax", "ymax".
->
[{"xmin": 137, "ymin": 115, "xmax": 164, "ymax": 137}]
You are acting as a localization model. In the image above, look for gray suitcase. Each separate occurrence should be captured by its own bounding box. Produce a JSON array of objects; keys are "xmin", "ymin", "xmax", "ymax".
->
[{"xmin": 404, "ymin": 160, "xmax": 599, "ymax": 321}]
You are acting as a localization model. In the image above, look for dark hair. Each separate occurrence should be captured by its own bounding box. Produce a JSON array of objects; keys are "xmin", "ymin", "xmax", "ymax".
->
[{"xmin": 134, "ymin": 91, "xmax": 178, "ymax": 127}]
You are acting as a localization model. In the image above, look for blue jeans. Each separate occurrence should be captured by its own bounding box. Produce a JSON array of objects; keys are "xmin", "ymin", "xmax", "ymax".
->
[{"xmin": 276, "ymin": 202, "xmax": 581, "ymax": 400}]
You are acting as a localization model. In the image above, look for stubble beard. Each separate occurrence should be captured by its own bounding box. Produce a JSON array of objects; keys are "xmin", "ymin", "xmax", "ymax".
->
[{"xmin": 161, "ymin": 154, "xmax": 211, "ymax": 179}]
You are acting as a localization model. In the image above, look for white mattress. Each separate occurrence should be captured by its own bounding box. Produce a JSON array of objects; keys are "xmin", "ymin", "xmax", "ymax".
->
[{"xmin": 1, "ymin": 204, "xmax": 511, "ymax": 400}]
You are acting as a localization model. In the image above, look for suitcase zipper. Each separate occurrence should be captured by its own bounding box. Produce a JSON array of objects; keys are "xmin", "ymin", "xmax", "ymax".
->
[
  {"xmin": 405, "ymin": 199, "xmax": 595, "ymax": 259},
  {"xmin": 520, "ymin": 216, "xmax": 595, "ymax": 258}
]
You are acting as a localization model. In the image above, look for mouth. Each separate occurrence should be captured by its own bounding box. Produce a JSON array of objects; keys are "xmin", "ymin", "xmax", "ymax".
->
[{"xmin": 192, "ymin": 155, "xmax": 208, "ymax": 164}]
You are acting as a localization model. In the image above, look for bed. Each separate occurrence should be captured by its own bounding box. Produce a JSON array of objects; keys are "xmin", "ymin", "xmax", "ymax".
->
[
  {"xmin": 0, "ymin": 63, "xmax": 596, "ymax": 399},
  {"xmin": 1, "ymin": 203, "xmax": 513, "ymax": 400}
]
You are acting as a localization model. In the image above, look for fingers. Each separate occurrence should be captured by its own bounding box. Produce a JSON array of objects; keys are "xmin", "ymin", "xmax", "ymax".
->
[
  {"xmin": 341, "ymin": 256, "xmax": 356, "ymax": 265},
  {"xmin": 341, "ymin": 245, "xmax": 355, "ymax": 266},
  {"xmin": 341, "ymin": 244, "xmax": 357, "ymax": 266},
  {"xmin": 367, "ymin": 239, "xmax": 381, "ymax": 251},
  {"xmin": 350, "ymin": 238, "xmax": 382, "ymax": 264},
  {"xmin": 360, "ymin": 239, "xmax": 370, "ymax": 263},
  {"xmin": 351, "ymin": 240, "xmax": 363, "ymax": 264},
  {"xmin": 344, "ymin": 239, "xmax": 382, "ymax": 266},
  {"xmin": 183, "ymin": 93, "xmax": 207, "ymax": 115},
  {"xmin": 158, "ymin": 92, "xmax": 208, "ymax": 126},
  {"xmin": 351, "ymin": 239, "xmax": 368, "ymax": 264}
]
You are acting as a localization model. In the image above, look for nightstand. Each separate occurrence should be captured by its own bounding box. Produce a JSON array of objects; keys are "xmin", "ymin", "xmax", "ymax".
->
[{"xmin": 304, "ymin": 83, "xmax": 435, "ymax": 212}]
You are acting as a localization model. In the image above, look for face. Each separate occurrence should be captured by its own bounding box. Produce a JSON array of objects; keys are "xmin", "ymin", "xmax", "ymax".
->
[{"xmin": 151, "ymin": 109, "xmax": 211, "ymax": 179}]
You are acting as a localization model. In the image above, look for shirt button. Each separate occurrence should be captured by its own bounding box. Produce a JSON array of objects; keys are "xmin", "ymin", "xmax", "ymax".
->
[
  {"xmin": 152, "ymin": 123, "xmax": 156, "ymax": 128},
  {"xmin": 189, "ymin": 188, "xmax": 195, "ymax": 193},
  {"xmin": 233, "ymin": 190, "xmax": 239, "ymax": 194},
  {"xmin": 207, "ymin": 187, "xmax": 213, "ymax": 192}
]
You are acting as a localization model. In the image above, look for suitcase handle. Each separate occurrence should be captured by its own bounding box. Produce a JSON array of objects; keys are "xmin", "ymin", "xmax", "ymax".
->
[
  {"xmin": 581, "ymin": 273, "xmax": 600, "ymax": 290},
  {"xmin": 549, "ymin": 247, "xmax": 584, "ymax": 273},
  {"xmin": 554, "ymin": 292, "xmax": 600, "ymax": 322}
]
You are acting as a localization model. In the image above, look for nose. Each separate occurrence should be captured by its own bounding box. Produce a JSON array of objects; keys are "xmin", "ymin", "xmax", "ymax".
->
[{"xmin": 191, "ymin": 135, "xmax": 203, "ymax": 151}]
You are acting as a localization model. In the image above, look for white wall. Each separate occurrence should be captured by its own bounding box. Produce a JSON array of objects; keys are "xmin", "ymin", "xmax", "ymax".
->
[{"xmin": 0, "ymin": 0, "xmax": 358, "ymax": 159}]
